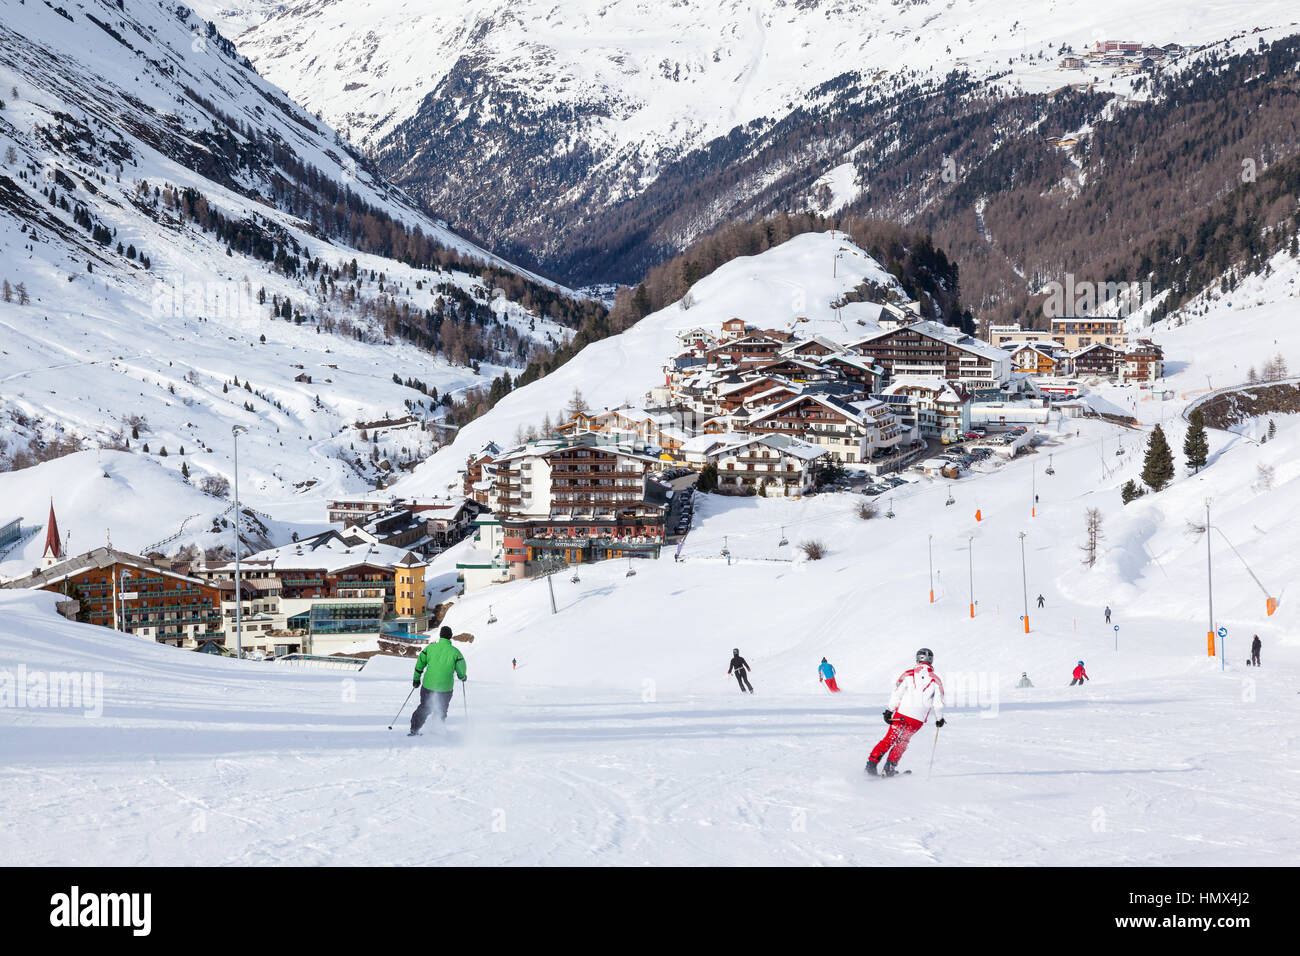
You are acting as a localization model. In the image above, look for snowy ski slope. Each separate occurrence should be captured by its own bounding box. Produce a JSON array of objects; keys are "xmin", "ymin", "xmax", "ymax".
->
[{"xmin": 2, "ymin": 239, "xmax": 1298, "ymax": 866}]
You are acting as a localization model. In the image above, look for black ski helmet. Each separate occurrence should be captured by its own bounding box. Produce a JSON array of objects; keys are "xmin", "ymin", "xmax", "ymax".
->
[
  {"xmin": 916, "ymin": 647, "xmax": 934, "ymax": 665},
  {"xmin": 733, "ymin": 648, "xmax": 739, "ymax": 656},
  {"xmin": 821, "ymin": 657, "xmax": 827, "ymax": 663}
]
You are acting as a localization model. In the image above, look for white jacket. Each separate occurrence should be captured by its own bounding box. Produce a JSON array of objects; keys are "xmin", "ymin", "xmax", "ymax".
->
[{"xmin": 888, "ymin": 663, "xmax": 945, "ymax": 723}]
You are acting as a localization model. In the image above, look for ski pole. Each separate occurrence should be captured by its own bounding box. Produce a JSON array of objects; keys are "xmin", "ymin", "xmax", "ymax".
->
[
  {"xmin": 461, "ymin": 680, "xmax": 468, "ymax": 722},
  {"xmin": 928, "ymin": 724, "xmax": 941, "ymax": 778},
  {"xmin": 388, "ymin": 686, "xmax": 417, "ymax": 730}
]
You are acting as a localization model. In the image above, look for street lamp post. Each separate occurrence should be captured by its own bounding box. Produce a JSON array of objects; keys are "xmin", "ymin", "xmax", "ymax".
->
[
  {"xmin": 1205, "ymin": 499, "xmax": 1215, "ymax": 658},
  {"xmin": 232, "ymin": 425, "xmax": 247, "ymax": 659},
  {"xmin": 1018, "ymin": 531, "xmax": 1029, "ymax": 634},
  {"xmin": 968, "ymin": 535, "xmax": 975, "ymax": 619},
  {"xmin": 928, "ymin": 534, "xmax": 934, "ymax": 604},
  {"xmin": 114, "ymin": 568, "xmax": 132, "ymax": 632},
  {"xmin": 1031, "ymin": 461, "xmax": 1037, "ymax": 518}
]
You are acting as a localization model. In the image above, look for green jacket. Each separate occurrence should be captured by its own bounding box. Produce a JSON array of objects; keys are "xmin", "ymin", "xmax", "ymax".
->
[{"xmin": 413, "ymin": 637, "xmax": 467, "ymax": 691}]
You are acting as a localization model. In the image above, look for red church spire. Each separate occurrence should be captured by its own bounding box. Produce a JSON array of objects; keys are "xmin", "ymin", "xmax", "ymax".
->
[{"xmin": 43, "ymin": 500, "xmax": 63, "ymax": 561}]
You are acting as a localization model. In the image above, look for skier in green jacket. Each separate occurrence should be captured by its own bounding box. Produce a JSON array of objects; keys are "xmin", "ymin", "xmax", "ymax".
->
[{"xmin": 409, "ymin": 626, "xmax": 467, "ymax": 736}]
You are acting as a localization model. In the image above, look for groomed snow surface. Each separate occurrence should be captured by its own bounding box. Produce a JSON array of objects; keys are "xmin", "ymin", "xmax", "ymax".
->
[{"xmin": 3, "ymin": 238, "xmax": 1299, "ymax": 866}]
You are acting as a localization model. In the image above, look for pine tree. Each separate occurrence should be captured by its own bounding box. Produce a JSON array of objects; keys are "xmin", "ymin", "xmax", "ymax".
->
[
  {"xmin": 1141, "ymin": 425, "xmax": 1174, "ymax": 492},
  {"xmin": 1120, "ymin": 479, "xmax": 1144, "ymax": 504},
  {"xmin": 1268, "ymin": 419, "xmax": 1277, "ymax": 440},
  {"xmin": 697, "ymin": 461, "xmax": 718, "ymax": 493},
  {"xmin": 1183, "ymin": 409, "xmax": 1208, "ymax": 473}
]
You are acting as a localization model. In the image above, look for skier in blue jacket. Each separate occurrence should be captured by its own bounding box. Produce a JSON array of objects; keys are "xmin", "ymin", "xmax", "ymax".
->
[{"xmin": 818, "ymin": 657, "xmax": 840, "ymax": 692}]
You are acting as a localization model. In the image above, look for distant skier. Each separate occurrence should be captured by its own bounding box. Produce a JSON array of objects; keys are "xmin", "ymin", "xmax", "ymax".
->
[
  {"xmin": 728, "ymin": 648, "xmax": 754, "ymax": 694},
  {"xmin": 1036, "ymin": 594, "xmax": 1045, "ymax": 609},
  {"xmin": 408, "ymin": 626, "xmax": 467, "ymax": 736},
  {"xmin": 818, "ymin": 657, "xmax": 840, "ymax": 693},
  {"xmin": 866, "ymin": 648, "xmax": 945, "ymax": 777},
  {"xmin": 1104, "ymin": 606, "xmax": 1112, "ymax": 624},
  {"xmin": 1251, "ymin": 635, "xmax": 1261, "ymax": 667},
  {"xmin": 1070, "ymin": 661, "xmax": 1089, "ymax": 686},
  {"xmin": 1016, "ymin": 672, "xmax": 1034, "ymax": 688},
  {"xmin": 512, "ymin": 658, "xmax": 517, "ymax": 671}
]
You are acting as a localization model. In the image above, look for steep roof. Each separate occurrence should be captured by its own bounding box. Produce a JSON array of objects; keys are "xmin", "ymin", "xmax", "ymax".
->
[{"xmin": 43, "ymin": 501, "xmax": 62, "ymax": 560}]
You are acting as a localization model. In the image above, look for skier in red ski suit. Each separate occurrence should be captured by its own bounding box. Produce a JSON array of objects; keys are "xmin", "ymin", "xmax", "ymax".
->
[
  {"xmin": 1071, "ymin": 661, "xmax": 1088, "ymax": 686},
  {"xmin": 866, "ymin": 648, "xmax": 945, "ymax": 776}
]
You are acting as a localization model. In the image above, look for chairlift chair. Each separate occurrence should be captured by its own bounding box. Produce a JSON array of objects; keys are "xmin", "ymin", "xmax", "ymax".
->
[{"xmin": 486, "ymin": 604, "xmax": 498, "ymax": 625}]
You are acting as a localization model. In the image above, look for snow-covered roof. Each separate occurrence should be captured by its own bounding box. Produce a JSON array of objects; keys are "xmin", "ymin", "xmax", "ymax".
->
[
  {"xmin": 713, "ymin": 433, "xmax": 827, "ymax": 462},
  {"xmin": 215, "ymin": 533, "xmax": 425, "ymax": 574},
  {"xmin": 853, "ymin": 320, "xmax": 1009, "ymax": 363}
]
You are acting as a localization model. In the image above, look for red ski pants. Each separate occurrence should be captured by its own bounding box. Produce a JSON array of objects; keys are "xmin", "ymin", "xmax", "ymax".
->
[
  {"xmin": 824, "ymin": 678, "xmax": 840, "ymax": 692},
  {"xmin": 869, "ymin": 713, "xmax": 923, "ymax": 764}
]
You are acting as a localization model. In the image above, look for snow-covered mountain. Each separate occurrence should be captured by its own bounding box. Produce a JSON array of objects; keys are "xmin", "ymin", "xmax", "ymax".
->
[
  {"xmin": 0, "ymin": 0, "xmax": 591, "ymax": 564},
  {"xmin": 205, "ymin": 0, "xmax": 1300, "ymax": 284},
  {"xmin": 222, "ymin": 0, "xmax": 1297, "ymax": 164}
]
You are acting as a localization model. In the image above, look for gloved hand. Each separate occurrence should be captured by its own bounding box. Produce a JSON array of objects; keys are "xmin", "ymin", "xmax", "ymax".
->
[
  {"xmin": 411, "ymin": 679, "xmax": 420, "ymax": 688},
  {"xmin": 882, "ymin": 709, "xmax": 893, "ymax": 724},
  {"xmin": 936, "ymin": 718, "xmax": 946, "ymax": 728},
  {"xmin": 458, "ymin": 675, "xmax": 466, "ymax": 682}
]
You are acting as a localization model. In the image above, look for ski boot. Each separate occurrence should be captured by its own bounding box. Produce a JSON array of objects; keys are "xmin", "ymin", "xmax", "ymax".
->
[
  {"xmin": 864, "ymin": 760, "xmax": 879, "ymax": 776},
  {"xmin": 407, "ymin": 730, "xmax": 422, "ymax": 737},
  {"xmin": 882, "ymin": 761, "xmax": 898, "ymax": 777}
]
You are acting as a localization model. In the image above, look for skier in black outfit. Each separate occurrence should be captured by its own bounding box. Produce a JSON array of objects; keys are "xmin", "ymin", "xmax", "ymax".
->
[
  {"xmin": 728, "ymin": 648, "xmax": 754, "ymax": 693},
  {"xmin": 1251, "ymin": 635, "xmax": 1261, "ymax": 667},
  {"xmin": 1036, "ymin": 594, "xmax": 1045, "ymax": 609},
  {"xmin": 1104, "ymin": 605, "xmax": 1112, "ymax": 624}
]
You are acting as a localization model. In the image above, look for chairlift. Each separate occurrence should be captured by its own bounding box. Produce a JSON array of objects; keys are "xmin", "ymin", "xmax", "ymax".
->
[
  {"xmin": 486, "ymin": 604, "xmax": 498, "ymax": 625},
  {"xmin": 625, "ymin": 558, "xmax": 637, "ymax": 578},
  {"xmin": 885, "ymin": 498, "xmax": 895, "ymax": 519},
  {"xmin": 1045, "ymin": 454, "xmax": 1055, "ymax": 476},
  {"xmin": 570, "ymin": 569, "xmax": 581, "ymax": 584},
  {"xmin": 945, "ymin": 488, "xmax": 955, "ymax": 506},
  {"xmin": 778, "ymin": 526, "xmax": 788, "ymax": 547},
  {"xmin": 720, "ymin": 535, "xmax": 731, "ymax": 559}
]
